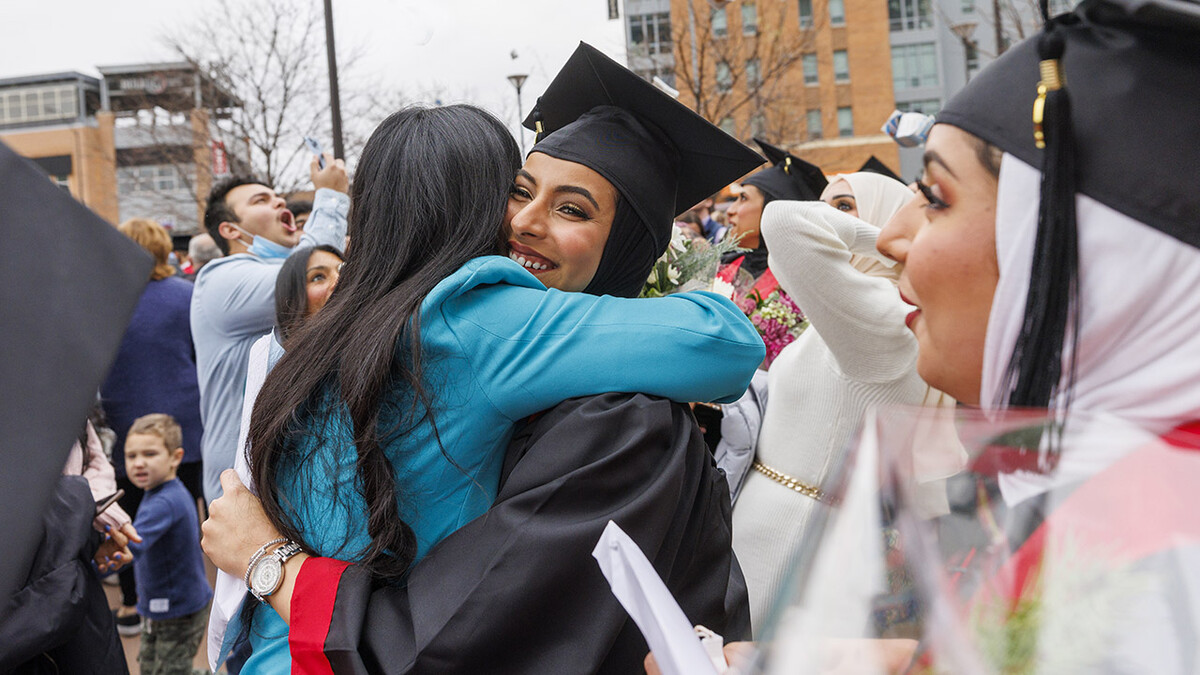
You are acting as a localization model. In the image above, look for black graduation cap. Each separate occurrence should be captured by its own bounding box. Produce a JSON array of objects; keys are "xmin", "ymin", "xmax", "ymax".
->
[
  {"xmin": 741, "ymin": 137, "xmax": 828, "ymax": 202},
  {"xmin": 522, "ymin": 42, "xmax": 764, "ymax": 253},
  {"xmin": 858, "ymin": 155, "xmax": 902, "ymax": 183},
  {"xmin": 0, "ymin": 141, "xmax": 152, "ymax": 598},
  {"xmin": 936, "ymin": 0, "xmax": 1200, "ymax": 408}
]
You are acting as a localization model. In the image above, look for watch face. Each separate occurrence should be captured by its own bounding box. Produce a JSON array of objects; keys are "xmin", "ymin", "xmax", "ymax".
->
[{"xmin": 251, "ymin": 556, "xmax": 283, "ymax": 595}]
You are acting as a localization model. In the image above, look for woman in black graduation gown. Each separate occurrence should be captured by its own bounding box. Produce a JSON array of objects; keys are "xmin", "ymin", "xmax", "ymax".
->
[
  {"xmin": 204, "ymin": 43, "xmax": 766, "ymax": 673},
  {"xmin": 720, "ymin": 138, "xmax": 828, "ymax": 280}
]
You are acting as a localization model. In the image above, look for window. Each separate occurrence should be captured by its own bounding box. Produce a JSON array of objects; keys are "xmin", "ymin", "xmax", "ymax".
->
[
  {"xmin": 798, "ymin": 0, "xmax": 813, "ymax": 27},
  {"xmin": 837, "ymin": 107, "xmax": 854, "ymax": 137},
  {"xmin": 895, "ymin": 99, "xmax": 941, "ymax": 114},
  {"xmin": 156, "ymin": 167, "xmax": 177, "ymax": 191},
  {"xmin": 965, "ymin": 41, "xmax": 979, "ymax": 77},
  {"xmin": 628, "ymin": 12, "xmax": 673, "ymax": 56},
  {"xmin": 802, "ymin": 54, "xmax": 819, "ymax": 86},
  {"xmin": 742, "ymin": 1, "xmax": 758, "ymax": 35},
  {"xmin": 716, "ymin": 61, "xmax": 733, "ymax": 93},
  {"xmin": 962, "ymin": 0, "xmax": 975, "ymax": 12},
  {"xmin": 118, "ymin": 164, "xmax": 188, "ymax": 194},
  {"xmin": 0, "ymin": 84, "xmax": 78, "ymax": 126},
  {"xmin": 833, "ymin": 50, "xmax": 850, "ymax": 82},
  {"xmin": 749, "ymin": 113, "xmax": 767, "ymax": 137},
  {"xmin": 829, "ymin": 0, "xmax": 846, "ymax": 25},
  {"xmin": 630, "ymin": 18, "xmax": 645, "ymax": 45},
  {"xmin": 657, "ymin": 13, "xmax": 673, "ymax": 52},
  {"xmin": 806, "ymin": 109, "xmax": 823, "ymax": 139},
  {"xmin": 720, "ymin": 116, "xmax": 737, "ymax": 136},
  {"xmin": 891, "ymin": 42, "xmax": 939, "ymax": 90},
  {"xmin": 712, "ymin": 7, "xmax": 728, "ymax": 37},
  {"xmin": 888, "ymin": 0, "xmax": 933, "ymax": 31},
  {"xmin": 746, "ymin": 58, "xmax": 762, "ymax": 89}
]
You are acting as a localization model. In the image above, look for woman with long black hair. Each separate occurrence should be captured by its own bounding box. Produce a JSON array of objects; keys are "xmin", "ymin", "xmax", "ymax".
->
[{"xmin": 214, "ymin": 100, "xmax": 762, "ymax": 672}]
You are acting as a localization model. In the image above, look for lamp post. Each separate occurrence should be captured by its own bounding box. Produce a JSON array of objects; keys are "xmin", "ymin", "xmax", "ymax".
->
[
  {"xmin": 323, "ymin": 0, "xmax": 345, "ymax": 160},
  {"xmin": 507, "ymin": 73, "xmax": 529, "ymax": 156}
]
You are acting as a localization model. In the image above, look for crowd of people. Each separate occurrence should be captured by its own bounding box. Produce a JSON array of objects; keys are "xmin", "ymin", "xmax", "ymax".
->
[{"xmin": 3, "ymin": 0, "xmax": 1198, "ymax": 672}]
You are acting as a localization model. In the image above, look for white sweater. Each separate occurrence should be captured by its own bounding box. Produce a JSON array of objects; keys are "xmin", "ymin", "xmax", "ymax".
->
[{"xmin": 731, "ymin": 202, "xmax": 930, "ymax": 633}]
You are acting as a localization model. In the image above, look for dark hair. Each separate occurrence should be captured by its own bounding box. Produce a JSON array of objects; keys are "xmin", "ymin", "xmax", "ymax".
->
[
  {"xmin": 286, "ymin": 199, "xmax": 313, "ymax": 218},
  {"xmin": 249, "ymin": 105, "xmax": 520, "ymax": 582},
  {"xmin": 204, "ymin": 175, "xmax": 269, "ymax": 255},
  {"xmin": 274, "ymin": 244, "xmax": 344, "ymax": 345},
  {"xmin": 975, "ymin": 138, "xmax": 1003, "ymax": 179}
]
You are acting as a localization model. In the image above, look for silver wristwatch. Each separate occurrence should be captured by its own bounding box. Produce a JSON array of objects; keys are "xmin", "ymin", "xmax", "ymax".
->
[{"xmin": 248, "ymin": 541, "xmax": 303, "ymax": 603}]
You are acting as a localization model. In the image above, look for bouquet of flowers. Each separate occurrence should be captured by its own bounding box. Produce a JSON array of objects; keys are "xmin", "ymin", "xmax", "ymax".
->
[
  {"xmin": 735, "ymin": 278, "xmax": 808, "ymax": 368},
  {"xmin": 640, "ymin": 226, "xmax": 743, "ymax": 298},
  {"xmin": 713, "ymin": 255, "xmax": 808, "ymax": 368}
]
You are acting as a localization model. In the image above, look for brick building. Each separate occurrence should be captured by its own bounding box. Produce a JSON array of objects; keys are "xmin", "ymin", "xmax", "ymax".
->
[
  {"xmin": 644, "ymin": 0, "xmax": 900, "ymax": 177},
  {"xmin": 0, "ymin": 62, "xmax": 245, "ymax": 233}
]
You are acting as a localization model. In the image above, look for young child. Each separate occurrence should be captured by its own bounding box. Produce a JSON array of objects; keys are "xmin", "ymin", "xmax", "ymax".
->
[{"xmin": 125, "ymin": 414, "xmax": 212, "ymax": 674}]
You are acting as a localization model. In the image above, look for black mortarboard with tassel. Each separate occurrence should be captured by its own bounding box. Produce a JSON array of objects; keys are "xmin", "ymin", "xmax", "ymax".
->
[{"xmin": 937, "ymin": 0, "xmax": 1200, "ymax": 410}]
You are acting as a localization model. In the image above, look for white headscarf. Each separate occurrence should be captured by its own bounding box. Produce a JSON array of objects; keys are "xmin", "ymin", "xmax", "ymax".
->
[
  {"xmin": 828, "ymin": 171, "xmax": 913, "ymax": 280},
  {"xmin": 983, "ymin": 155, "xmax": 1200, "ymax": 432}
]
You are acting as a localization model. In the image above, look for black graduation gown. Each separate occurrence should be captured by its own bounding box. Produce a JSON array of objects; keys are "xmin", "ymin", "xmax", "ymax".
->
[
  {"xmin": 0, "ymin": 477, "xmax": 128, "ymax": 674},
  {"xmin": 296, "ymin": 393, "xmax": 750, "ymax": 674}
]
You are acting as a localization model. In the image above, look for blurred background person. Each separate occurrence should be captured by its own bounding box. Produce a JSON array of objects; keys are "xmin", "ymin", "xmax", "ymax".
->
[
  {"xmin": 272, "ymin": 244, "xmax": 344, "ymax": 347},
  {"xmin": 182, "ymin": 233, "xmax": 222, "ymax": 281},
  {"xmin": 286, "ymin": 198, "xmax": 313, "ymax": 230},
  {"xmin": 721, "ymin": 139, "xmax": 828, "ymax": 281},
  {"xmin": 732, "ymin": 172, "xmax": 948, "ymax": 631},
  {"xmin": 100, "ymin": 217, "xmax": 204, "ymax": 637}
]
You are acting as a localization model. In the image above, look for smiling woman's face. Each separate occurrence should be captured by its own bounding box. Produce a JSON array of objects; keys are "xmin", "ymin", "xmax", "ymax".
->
[
  {"xmin": 504, "ymin": 152, "xmax": 617, "ymax": 292},
  {"xmin": 875, "ymin": 124, "xmax": 1000, "ymax": 404}
]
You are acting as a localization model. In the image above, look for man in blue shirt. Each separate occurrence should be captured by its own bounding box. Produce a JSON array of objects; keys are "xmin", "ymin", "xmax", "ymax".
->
[{"xmin": 191, "ymin": 156, "xmax": 348, "ymax": 502}]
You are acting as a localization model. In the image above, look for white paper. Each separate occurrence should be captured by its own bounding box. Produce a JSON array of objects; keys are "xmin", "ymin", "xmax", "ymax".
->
[
  {"xmin": 764, "ymin": 409, "xmax": 887, "ymax": 675},
  {"xmin": 592, "ymin": 520, "xmax": 719, "ymax": 675}
]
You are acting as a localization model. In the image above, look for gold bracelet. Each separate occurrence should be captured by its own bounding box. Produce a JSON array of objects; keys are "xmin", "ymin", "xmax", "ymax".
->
[{"xmin": 752, "ymin": 461, "xmax": 826, "ymax": 503}]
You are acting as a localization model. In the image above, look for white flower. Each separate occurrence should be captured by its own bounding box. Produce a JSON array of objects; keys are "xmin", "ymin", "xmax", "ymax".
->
[
  {"xmin": 667, "ymin": 265, "xmax": 681, "ymax": 285},
  {"xmin": 669, "ymin": 226, "xmax": 689, "ymax": 253},
  {"xmin": 646, "ymin": 267, "xmax": 659, "ymax": 286}
]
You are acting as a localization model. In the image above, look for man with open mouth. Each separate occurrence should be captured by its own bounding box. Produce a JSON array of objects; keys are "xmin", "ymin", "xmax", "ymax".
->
[{"xmin": 190, "ymin": 154, "xmax": 350, "ymax": 506}]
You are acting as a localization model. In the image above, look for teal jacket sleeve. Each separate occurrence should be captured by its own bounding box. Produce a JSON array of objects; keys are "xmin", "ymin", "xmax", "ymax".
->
[{"xmin": 441, "ymin": 262, "xmax": 765, "ymax": 421}]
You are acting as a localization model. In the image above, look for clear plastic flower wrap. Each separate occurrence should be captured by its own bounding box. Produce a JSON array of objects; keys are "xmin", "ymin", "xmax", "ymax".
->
[{"xmin": 740, "ymin": 406, "xmax": 1200, "ymax": 675}]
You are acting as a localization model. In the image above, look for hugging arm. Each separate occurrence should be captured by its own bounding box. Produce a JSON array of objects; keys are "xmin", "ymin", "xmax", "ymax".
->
[{"xmin": 287, "ymin": 394, "xmax": 749, "ymax": 674}]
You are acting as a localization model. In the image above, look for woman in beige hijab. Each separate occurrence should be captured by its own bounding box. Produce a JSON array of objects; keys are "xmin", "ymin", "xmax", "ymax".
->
[{"xmin": 732, "ymin": 171, "xmax": 950, "ymax": 632}]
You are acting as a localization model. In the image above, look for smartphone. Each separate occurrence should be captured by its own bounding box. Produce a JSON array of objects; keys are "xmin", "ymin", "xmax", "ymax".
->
[
  {"xmin": 304, "ymin": 136, "xmax": 326, "ymax": 169},
  {"xmin": 95, "ymin": 489, "xmax": 125, "ymax": 515}
]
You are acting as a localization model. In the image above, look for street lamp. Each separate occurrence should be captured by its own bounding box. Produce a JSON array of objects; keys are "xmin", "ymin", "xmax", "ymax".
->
[{"xmin": 507, "ymin": 73, "xmax": 529, "ymax": 156}]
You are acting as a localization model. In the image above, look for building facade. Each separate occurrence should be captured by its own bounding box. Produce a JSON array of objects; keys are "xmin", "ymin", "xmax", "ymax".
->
[
  {"xmin": 621, "ymin": 0, "xmax": 900, "ymax": 180},
  {"xmin": 619, "ymin": 0, "xmax": 1063, "ymax": 181},
  {"xmin": 0, "ymin": 63, "xmax": 244, "ymax": 233}
]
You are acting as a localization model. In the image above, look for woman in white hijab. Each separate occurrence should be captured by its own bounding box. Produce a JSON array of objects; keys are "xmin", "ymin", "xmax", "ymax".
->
[{"xmin": 732, "ymin": 170, "xmax": 951, "ymax": 632}]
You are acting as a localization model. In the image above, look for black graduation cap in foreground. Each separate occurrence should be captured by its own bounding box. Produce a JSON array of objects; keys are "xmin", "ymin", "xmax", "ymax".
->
[
  {"xmin": 523, "ymin": 42, "xmax": 764, "ymax": 251},
  {"xmin": 742, "ymin": 137, "xmax": 828, "ymax": 202},
  {"xmin": 937, "ymin": 0, "xmax": 1199, "ymax": 248},
  {"xmin": 859, "ymin": 155, "xmax": 903, "ymax": 183},
  {"xmin": 0, "ymin": 141, "xmax": 151, "ymax": 598},
  {"xmin": 936, "ymin": 0, "xmax": 1200, "ymax": 408}
]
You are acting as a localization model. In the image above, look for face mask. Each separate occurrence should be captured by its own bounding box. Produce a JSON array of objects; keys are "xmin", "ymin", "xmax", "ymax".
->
[{"xmin": 234, "ymin": 225, "xmax": 293, "ymax": 260}]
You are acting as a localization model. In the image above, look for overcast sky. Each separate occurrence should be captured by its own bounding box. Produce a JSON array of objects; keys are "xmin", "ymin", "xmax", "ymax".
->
[{"xmin": 0, "ymin": 0, "xmax": 626, "ymax": 141}]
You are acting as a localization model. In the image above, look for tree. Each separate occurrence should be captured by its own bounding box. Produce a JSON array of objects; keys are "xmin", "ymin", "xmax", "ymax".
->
[
  {"xmin": 668, "ymin": 0, "xmax": 821, "ymax": 143},
  {"xmin": 163, "ymin": 0, "xmax": 392, "ymax": 192}
]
